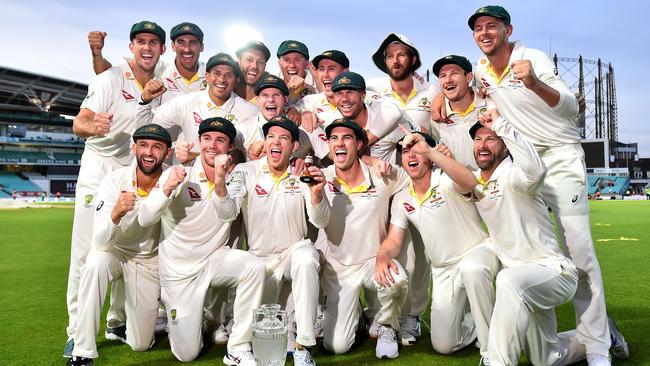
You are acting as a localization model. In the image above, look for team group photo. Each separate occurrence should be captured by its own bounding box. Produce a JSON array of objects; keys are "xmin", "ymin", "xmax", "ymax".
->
[{"xmin": 0, "ymin": 1, "xmax": 648, "ymax": 366}]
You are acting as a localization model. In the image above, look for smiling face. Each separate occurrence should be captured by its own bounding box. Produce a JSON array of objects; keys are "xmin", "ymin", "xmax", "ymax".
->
[
  {"xmin": 473, "ymin": 126, "xmax": 508, "ymax": 171},
  {"xmin": 206, "ymin": 64, "xmax": 238, "ymax": 103},
  {"xmin": 472, "ymin": 16, "xmax": 512, "ymax": 57},
  {"xmin": 257, "ymin": 87, "xmax": 287, "ymax": 120},
  {"xmin": 129, "ymin": 33, "xmax": 165, "ymax": 73},
  {"xmin": 328, "ymin": 127, "xmax": 364, "ymax": 171},
  {"xmin": 334, "ymin": 89, "xmax": 366, "ymax": 119},
  {"xmin": 279, "ymin": 52, "xmax": 308, "ymax": 81},
  {"xmin": 438, "ymin": 64, "xmax": 473, "ymax": 103},
  {"xmin": 264, "ymin": 126, "xmax": 297, "ymax": 173},
  {"xmin": 238, "ymin": 48, "xmax": 267, "ymax": 86},
  {"xmin": 199, "ymin": 131, "xmax": 234, "ymax": 167},
  {"xmin": 384, "ymin": 42, "xmax": 415, "ymax": 81},
  {"xmin": 400, "ymin": 145, "xmax": 432, "ymax": 180},
  {"xmin": 317, "ymin": 59, "xmax": 346, "ymax": 94},
  {"xmin": 171, "ymin": 34, "xmax": 203, "ymax": 72},
  {"xmin": 134, "ymin": 139, "xmax": 169, "ymax": 174}
]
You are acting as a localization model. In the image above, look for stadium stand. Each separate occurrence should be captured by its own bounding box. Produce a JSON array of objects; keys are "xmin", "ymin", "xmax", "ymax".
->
[
  {"xmin": 588, "ymin": 175, "xmax": 630, "ymax": 196},
  {"xmin": 0, "ymin": 171, "xmax": 44, "ymax": 195}
]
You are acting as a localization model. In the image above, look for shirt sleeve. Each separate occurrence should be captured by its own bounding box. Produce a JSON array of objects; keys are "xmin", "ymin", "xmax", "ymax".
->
[
  {"xmin": 151, "ymin": 97, "xmax": 183, "ymax": 130},
  {"xmin": 492, "ymin": 116, "xmax": 547, "ymax": 196},
  {"xmin": 80, "ymin": 70, "xmax": 117, "ymax": 114},
  {"xmin": 92, "ymin": 175, "xmax": 121, "ymax": 250},
  {"xmin": 137, "ymin": 168, "xmax": 175, "ymax": 227},
  {"xmin": 217, "ymin": 166, "xmax": 248, "ymax": 222},
  {"xmin": 529, "ymin": 49, "xmax": 579, "ymax": 119},
  {"xmin": 366, "ymin": 101, "xmax": 404, "ymax": 140},
  {"xmin": 389, "ymin": 195, "xmax": 409, "ymax": 229}
]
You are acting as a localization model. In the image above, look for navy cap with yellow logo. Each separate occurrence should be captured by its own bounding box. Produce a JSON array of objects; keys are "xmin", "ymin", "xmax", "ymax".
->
[
  {"xmin": 236, "ymin": 40, "xmax": 271, "ymax": 62},
  {"xmin": 170, "ymin": 22, "xmax": 204, "ymax": 42},
  {"xmin": 130, "ymin": 21, "xmax": 166, "ymax": 43},
  {"xmin": 372, "ymin": 33, "xmax": 421, "ymax": 74},
  {"xmin": 262, "ymin": 116, "xmax": 299, "ymax": 141},
  {"xmin": 396, "ymin": 132, "xmax": 436, "ymax": 153},
  {"xmin": 206, "ymin": 53, "xmax": 241, "ymax": 77},
  {"xmin": 198, "ymin": 117, "xmax": 237, "ymax": 142},
  {"xmin": 254, "ymin": 75, "xmax": 289, "ymax": 96},
  {"xmin": 133, "ymin": 124, "xmax": 172, "ymax": 147},
  {"xmin": 331, "ymin": 71, "xmax": 366, "ymax": 92},
  {"xmin": 312, "ymin": 50, "xmax": 350, "ymax": 69},
  {"xmin": 277, "ymin": 40, "xmax": 309, "ymax": 59},
  {"xmin": 432, "ymin": 55, "xmax": 473, "ymax": 77},
  {"xmin": 468, "ymin": 5, "xmax": 511, "ymax": 30},
  {"xmin": 325, "ymin": 117, "xmax": 367, "ymax": 142}
]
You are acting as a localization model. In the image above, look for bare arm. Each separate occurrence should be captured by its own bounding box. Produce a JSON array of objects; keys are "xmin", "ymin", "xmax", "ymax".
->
[
  {"xmin": 88, "ymin": 31, "xmax": 112, "ymax": 74},
  {"xmin": 374, "ymin": 224, "xmax": 407, "ymax": 287},
  {"xmin": 72, "ymin": 108, "xmax": 112, "ymax": 139}
]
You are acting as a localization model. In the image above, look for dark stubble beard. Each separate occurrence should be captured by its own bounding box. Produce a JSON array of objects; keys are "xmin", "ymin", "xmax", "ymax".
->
[{"xmin": 137, "ymin": 156, "xmax": 164, "ymax": 175}]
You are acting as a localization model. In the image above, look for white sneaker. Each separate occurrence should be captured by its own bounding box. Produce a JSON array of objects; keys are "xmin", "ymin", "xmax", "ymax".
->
[
  {"xmin": 608, "ymin": 317, "xmax": 630, "ymax": 359},
  {"xmin": 213, "ymin": 323, "xmax": 229, "ymax": 345},
  {"xmin": 223, "ymin": 350, "xmax": 256, "ymax": 366},
  {"xmin": 375, "ymin": 324, "xmax": 399, "ymax": 359},
  {"xmin": 587, "ymin": 353, "xmax": 612, "ymax": 366},
  {"xmin": 367, "ymin": 317, "xmax": 380, "ymax": 339},
  {"xmin": 479, "ymin": 356, "xmax": 492, "ymax": 366},
  {"xmin": 398, "ymin": 315, "xmax": 421, "ymax": 346},
  {"xmin": 155, "ymin": 308, "xmax": 167, "ymax": 334},
  {"xmin": 314, "ymin": 306, "xmax": 325, "ymax": 339},
  {"xmin": 293, "ymin": 347, "xmax": 316, "ymax": 366}
]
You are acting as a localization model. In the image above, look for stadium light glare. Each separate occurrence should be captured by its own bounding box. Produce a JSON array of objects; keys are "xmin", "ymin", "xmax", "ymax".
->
[{"xmin": 223, "ymin": 23, "xmax": 263, "ymax": 56}]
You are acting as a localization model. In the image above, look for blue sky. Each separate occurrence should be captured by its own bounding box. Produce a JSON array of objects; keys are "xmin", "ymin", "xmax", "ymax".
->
[{"xmin": 2, "ymin": 1, "xmax": 648, "ymax": 156}]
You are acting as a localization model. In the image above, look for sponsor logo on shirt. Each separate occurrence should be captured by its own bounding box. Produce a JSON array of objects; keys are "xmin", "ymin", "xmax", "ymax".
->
[
  {"xmin": 193, "ymin": 112, "xmax": 203, "ymax": 125},
  {"xmin": 85, "ymin": 91, "xmax": 95, "ymax": 100},
  {"xmin": 96, "ymin": 200, "xmax": 104, "ymax": 211},
  {"xmin": 319, "ymin": 133, "xmax": 328, "ymax": 142},
  {"xmin": 121, "ymin": 90, "xmax": 135, "ymax": 101},
  {"xmin": 187, "ymin": 186, "xmax": 201, "ymax": 201},
  {"xmin": 327, "ymin": 181, "xmax": 341, "ymax": 194},
  {"xmin": 165, "ymin": 78, "xmax": 180, "ymax": 91},
  {"xmin": 571, "ymin": 194, "xmax": 579, "ymax": 203},
  {"xmin": 403, "ymin": 202, "xmax": 415, "ymax": 213},
  {"xmin": 254, "ymin": 184, "xmax": 269, "ymax": 197}
]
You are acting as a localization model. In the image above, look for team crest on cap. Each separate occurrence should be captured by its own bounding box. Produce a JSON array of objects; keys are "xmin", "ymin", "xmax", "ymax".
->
[
  {"xmin": 144, "ymin": 126, "xmax": 158, "ymax": 132},
  {"xmin": 144, "ymin": 23, "xmax": 155, "ymax": 30},
  {"xmin": 182, "ymin": 25, "xmax": 191, "ymax": 31},
  {"xmin": 288, "ymin": 43, "xmax": 299, "ymax": 48},
  {"xmin": 210, "ymin": 120, "xmax": 223, "ymax": 127},
  {"xmin": 323, "ymin": 51, "xmax": 332, "ymax": 56},
  {"xmin": 478, "ymin": 7, "xmax": 487, "ymax": 13},
  {"xmin": 337, "ymin": 77, "xmax": 350, "ymax": 84},
  {"xmin": 266, "ymin": 76, "xmax": 276, "ymax": 81},
  {"xmin": 219, "ymin": 56, "xmax": 231, "ymax": 61},
  {"xmin": 270, "ymin": 116, "xmax": 284, "ymax": 122}
]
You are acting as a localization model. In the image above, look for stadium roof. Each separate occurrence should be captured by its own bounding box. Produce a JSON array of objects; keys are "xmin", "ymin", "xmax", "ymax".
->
[{"xmin": 0, "ymin": 66, "xmax": 87, "ymax": 116}]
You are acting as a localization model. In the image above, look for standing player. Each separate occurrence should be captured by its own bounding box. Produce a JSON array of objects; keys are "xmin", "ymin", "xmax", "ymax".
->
[
  {"xmin": 319, "ymin": 118, "xmax": 409, "ymax": 359},
  {"xmin": 430, "ymin": 55, "xmax": 484, "ymax": 169},
  {"xmin": 468, "ymin": 110, "xmax": 589, "ymax": 366},
  {"xmin": 68, "ymin": 124, "xmax": 171, "ymax": 366},
  {"xmin": 276, "ymin": 40, "xmax": 317, "ymax": 106},
  {"xmin": 217, "ymin": 116, "xmax": 329, "ymax": 365},
  {"xmin": 234, "ymin": 40, "xmax": 271, "ymax": 102},
  {"xmin": 375, "ymin": 130, "xmax": 499, "ymax": 361},
  {"xmin": 467, "ymin": 5, "xmax": 627, "ymax": 364},
  {"xmin": 137, "ymin": 53, "xmax": 258, "ymax": 162},
  {"xmin": 137, "ymin": 117, "xmax": 265, "ymax": 365},
  {"xmin": 65, "ymin": 21, "xmax": 166, "ymax": 358}
]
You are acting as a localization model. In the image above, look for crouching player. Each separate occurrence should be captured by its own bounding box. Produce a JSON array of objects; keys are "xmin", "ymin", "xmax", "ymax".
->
[
  {"xmin": 69, "ymin": 124, "xmax": 172, "ymax": 365},
  {"xmin": 375, "ymin": 129, "xmax": 499, "ymax": 362}
]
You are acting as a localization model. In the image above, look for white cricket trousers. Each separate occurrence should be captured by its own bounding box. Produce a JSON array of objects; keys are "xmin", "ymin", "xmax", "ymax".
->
[
  {"xmin": 488, "ymin": 262, "xmax": 587, "ymax": 366},
  {"xmin": 429, "ymin": 243, "xmax": 499, "ymax": 358},
  {"xmin": 258, "ymin": 239, "xmax": 320, "ymax": 347},
  {"xmin": 162, "ymin": 247, "xmax": 265, "ymax": 362},
  {"xmin": 66, "ymin": 150, "xmax": 130, "ymax": 338},
  {"xmin": 398, "ymin": 226, "xmax": 431, "ymax": 319},
  {"xmin": 321, "ymin": 256, "xmax": 408, "ymax": 354},
  {"xmin": 539, "ymin": 144, "xmax": 610, "ymax": 357},
  {"xmin": 73, "ymin": 249, "xmax": 159, "ymax": 359}
]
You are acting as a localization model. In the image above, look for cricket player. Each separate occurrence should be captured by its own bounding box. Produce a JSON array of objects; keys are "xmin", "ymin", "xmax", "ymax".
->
[
  {"xmin": 68, "ymin": 124, "xmax": 172, "ymax": 366},
  {"xmin": 88, "ymin": 22, "xmax": 207, "ymax": 104},
  {"xmin": 137, "ymin": 117, "xmax": 264, "ymax": 365},
  {"xmin": 234, "ymin": 40, "xmax": 271, "ymax": 102},
  {"xmin": 276, "ymin": 40, "xmax": 317, "ymax": 106},
  {"xmin": 319, "ymin": 118, "xmax": 409, "ymax": 359},
  {"xmin": 430, "ymin": 55, "xmax": 483, "ymax": 170},
  {"xmin": 137, "ymin": 52, "xmax": 258, "ymax": 162},
  {"xmin": 466, "ymin": 5, "xmax": 627, "ymax": 364},
  {"xmin": 216, "ymin": 116, "xmax": 329, "ymax": 365},
  {"xmin": 468, "ymin": 109, "xmax": 591, "ymax": 366},
  {"xmin": 375, "ymin": 130, "xmax": 499, "ymax": 360},
  {"xmin": 65, "ymin": 20, "xmax": 166, "ymax": 358}
]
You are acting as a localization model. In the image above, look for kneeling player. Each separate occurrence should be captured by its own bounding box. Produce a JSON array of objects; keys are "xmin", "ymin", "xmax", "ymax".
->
[
  {"xmin": 138, "ymin": 118, "xmax": 265, "ymax": 365},
  {"xmin": 69, "ymin": 124, "xmax": 172, "ymax": 365},
  {"xmin": 375, "ymin": 130, "xmax": 499, "ymax": 361}
]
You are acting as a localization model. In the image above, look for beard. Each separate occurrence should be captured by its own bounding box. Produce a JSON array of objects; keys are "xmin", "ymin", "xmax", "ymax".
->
[
  {"xmin": 388, "ymin": 65, "xmax": 411, "ymax": 81},
  {"xmin": 137, "ymin": 156, "xmax": 164, "ymax": 175}
]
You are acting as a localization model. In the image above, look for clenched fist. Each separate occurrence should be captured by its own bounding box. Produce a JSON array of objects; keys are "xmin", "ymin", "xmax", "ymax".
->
[
  {"xmin": 93, "ymin": 112, "xmax": 112, "ymax": 136},
  {"xmin": 88, "ymin": 31, "xmax": 107, "ymax": 57},
  {"xmin": 111, "ymin": 191, "xmax": 136, "ymax": 224},
  {"xmin": 163, "ymin": 165, "xmax": 187, "ymax": 196},
  {"xmin": 510, "ymin": 60, "xmax": 539, "ymax": 89},
  {"xmin": 142, "ymin": 79, "xmax": 167, "ymax": 103},
  {"xmin": 214, "ymin": 154, "xmax": 233, "ymax": 180},
  {"xmin": 175, "ymin": 141, "xmax": 195, "ymax": 163}
]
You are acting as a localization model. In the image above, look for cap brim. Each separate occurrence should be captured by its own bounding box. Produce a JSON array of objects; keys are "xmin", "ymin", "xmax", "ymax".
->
[
  {"xmin": 372, "ymin": 34, "xmax": 421, "ymax": 74},
  {"xmin": 133, "ymin": 134, "xmax": 171, "ymax": 146},
  {"xmin": 236, "ymin": 44, "xmax": 271, "ymax": 61},
  {"xmin": 468, "ymin": 121, "xmax": 484, "ymax": 139}
]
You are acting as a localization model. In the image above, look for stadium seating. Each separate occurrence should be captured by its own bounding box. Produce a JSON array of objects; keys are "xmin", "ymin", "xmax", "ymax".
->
[
  {"xmin": 53, "ymin": 153, "xmax": 82, "ymax": 163},
  {"xmin": 587, "ymin": 175, "xmax": 630, "ymax": 195},
  {"xmin": 0, "ymin": 171, "xmax": 43, "ymax": 194},
  {"xmin": 0, "ymin": 150, "xmax": 53, "ymax": 164}
]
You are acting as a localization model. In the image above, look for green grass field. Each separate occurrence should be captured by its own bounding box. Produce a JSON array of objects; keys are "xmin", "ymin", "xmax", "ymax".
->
[{"xmin": 0, "ymin": 200, "xmax": 648, "ymax": 365}]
